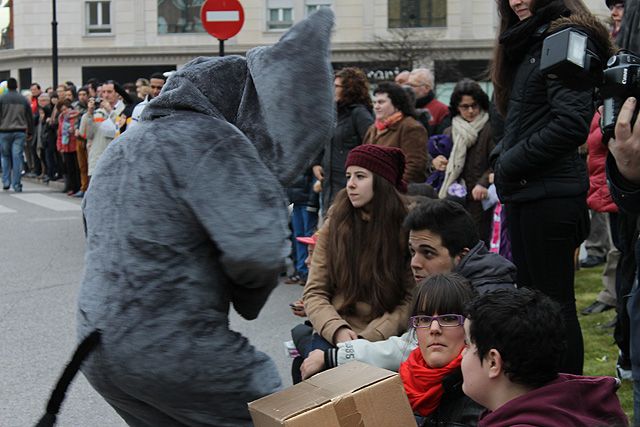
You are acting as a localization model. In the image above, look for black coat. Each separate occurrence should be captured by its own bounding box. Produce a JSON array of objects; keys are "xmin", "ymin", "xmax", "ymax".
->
[
  {"xmin": 491, "ymin": 26, "xmax": 592, "ymax": 203},
  {"xmin": 315, "ymin": 103, "xmax": 373, "ymax": 210},
  {"xmin": 421, "ymin": 369, "xmax": 484, "ymax": 427}
]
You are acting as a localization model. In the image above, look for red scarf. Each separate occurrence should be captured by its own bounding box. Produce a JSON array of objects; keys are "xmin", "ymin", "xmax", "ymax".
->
[
  {"xmin": 399, "ymin": 347, "xmax": 463, "ymax": 416},
  {"xmin": 374, "ymin": 111, "xmax": 404, "ymax": 131}
]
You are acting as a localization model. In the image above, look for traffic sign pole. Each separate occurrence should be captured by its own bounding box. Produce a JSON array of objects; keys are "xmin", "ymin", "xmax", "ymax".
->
[{"xmin": 200, "ymin": 0, "xmax": 245, "ymax": 57}]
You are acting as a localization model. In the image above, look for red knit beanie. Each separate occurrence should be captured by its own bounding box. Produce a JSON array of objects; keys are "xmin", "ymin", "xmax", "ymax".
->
[{"xmin": 345, "ymin": 144, "xmax": 407, "ymax": 193}]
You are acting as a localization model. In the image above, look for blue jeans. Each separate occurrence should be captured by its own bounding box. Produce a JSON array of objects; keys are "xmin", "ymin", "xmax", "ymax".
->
[
  {"xmin": 0, "ymin": 131, "xmax": 26, "ymax": 191},
  {"xmin": 291, "ymin": 205, "xmax": 318, "ymax": 278}
]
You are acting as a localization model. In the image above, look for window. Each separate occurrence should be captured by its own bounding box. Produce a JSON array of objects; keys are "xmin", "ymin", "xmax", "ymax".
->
[
  {"xmin": 388, "ymin": 0, "xmax": 447, "ymax": 28},
  {"xmin": 267, "ymin": 8, "xmax": 293, "ymax": 30},
  {"xmin": 157, "ymin": 0, "xmax": 205, "ymax": 34},
  {"xmin": 306, "ymin": 2, "xmax": 332, "ymax": 16},
  {"xmin": 86, "ymin": 1, "xmax": 111, "ymax": 34}
]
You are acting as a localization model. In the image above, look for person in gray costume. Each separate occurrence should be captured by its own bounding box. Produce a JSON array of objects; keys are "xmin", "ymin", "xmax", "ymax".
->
[{"xmin": 74, "ymin": 10, "xmax": 335, "ymax": 427}]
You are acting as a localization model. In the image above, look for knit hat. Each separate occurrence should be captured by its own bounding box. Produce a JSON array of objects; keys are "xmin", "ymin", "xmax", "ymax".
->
[{"xmin": 345, "ymin": 144, "xmax": 407, "ymax": 193}]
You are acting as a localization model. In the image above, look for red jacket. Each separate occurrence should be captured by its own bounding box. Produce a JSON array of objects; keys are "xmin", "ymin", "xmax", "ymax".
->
[
  {"xmin": 586, "ymin": 112, "xmax": 618, "ymax": 213},
  {"xmin": 57, "ymin": 111, "xmax": 78, "ymax": 153},
  {"xmin": 426, "ymin": 97, "xmax": 450, "ymax": 128}
]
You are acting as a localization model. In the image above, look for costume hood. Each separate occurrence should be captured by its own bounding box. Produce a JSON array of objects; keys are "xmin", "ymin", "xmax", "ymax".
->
[{"xmin": 142, "ymin": 8, "xmax": 335, "ymax": 186}]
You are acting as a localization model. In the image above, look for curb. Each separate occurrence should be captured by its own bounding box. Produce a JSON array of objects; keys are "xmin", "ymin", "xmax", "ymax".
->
[{"xmin": 22, "ymin": 175, "xmax": 66, "ymax": 192}]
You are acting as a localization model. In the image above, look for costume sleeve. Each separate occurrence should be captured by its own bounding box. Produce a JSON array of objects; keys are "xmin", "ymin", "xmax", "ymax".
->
[
  {"xmin": 326, "ymin": 332, "xmax": 416, "ymax": 371},
  {"xmin": 496, "ymin": 78, "xmax": 592, "ymax": 180},
  {"xmin": 183, "ymin": 130, "xmax": 289, "ymax": 320},
  {"xmin": 356, "ymin": 280, "xmax": 414, "ymax": 341},
  {"xmin": 303, "ymin": 221, "xmax": 351, "ymax": 343},
  {"xmin": 399, "ymin": 121, "xmax": 428, "ymax": 183}
]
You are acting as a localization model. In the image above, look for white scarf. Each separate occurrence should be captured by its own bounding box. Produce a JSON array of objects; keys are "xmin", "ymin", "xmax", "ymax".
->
[{"xmin": 438, "ymin": 111, "xmax": 489, "ymax": 199}]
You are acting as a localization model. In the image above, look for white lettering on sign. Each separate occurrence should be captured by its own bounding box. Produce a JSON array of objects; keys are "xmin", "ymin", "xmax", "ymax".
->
[{"xmin": 205, "ymin": 11, "xmax": 240, "ymax": 22}]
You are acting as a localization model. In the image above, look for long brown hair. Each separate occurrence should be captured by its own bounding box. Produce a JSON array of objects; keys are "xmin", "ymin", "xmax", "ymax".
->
[
  {"xmin": 491, "ymin": 0, "xmax": 592, "ymax": 115},
  {"xmin": 327, "ymin": 174, "xmax": 410, "ymax": 318}
]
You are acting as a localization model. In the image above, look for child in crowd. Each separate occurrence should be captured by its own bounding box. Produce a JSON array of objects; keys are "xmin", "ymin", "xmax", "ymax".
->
[
  {"xmin": 400, "ymin": 273, "xmax": 483, "ymax": 426},
  {"xmin": 462, "ymin": 288, "xmax": 628, "ymax": 426}
]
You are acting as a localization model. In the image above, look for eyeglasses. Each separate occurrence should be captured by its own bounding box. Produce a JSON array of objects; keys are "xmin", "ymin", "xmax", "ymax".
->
[
  {"xmin": 410, "ymin": 314, "xmax": 465, "ymax": 328},
  {"xmin": 458, "ymin": 103, "xmax": 479, "ymax": 111}
]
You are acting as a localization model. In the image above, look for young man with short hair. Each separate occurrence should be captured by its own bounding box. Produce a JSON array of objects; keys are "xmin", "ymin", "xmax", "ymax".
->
[{"xmin": 462, "ymin": 288, "xmax": 627, "ymax": 426}]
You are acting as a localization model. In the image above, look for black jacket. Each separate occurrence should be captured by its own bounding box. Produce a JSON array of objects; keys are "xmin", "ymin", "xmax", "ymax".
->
[
  {"xmin": 455, "ymin": 241, "xmax": 517, "ymax": 294},
  {"xmin": 421, "ymin": 369, "xmax": 484, "ymax": 427},
  {"xmin": 287, "ymin": 168, "xmax": 319, "ymax": 208},
  {"xmin": 491, "ymin": 21, "xmax": 600, "ymax": 203},
  {"xmin": 0, "ymin": 90, "xmax": 34, "ymax": 135},
  {"xmin": 315, "ymin": 103, "xmax": 373, "ymax": 209}
]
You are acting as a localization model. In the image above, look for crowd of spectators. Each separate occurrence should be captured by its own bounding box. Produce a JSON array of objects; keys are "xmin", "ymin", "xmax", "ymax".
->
[{"xmin": 0, "ymin": 72, "xmax": 167, "ymax": 196}]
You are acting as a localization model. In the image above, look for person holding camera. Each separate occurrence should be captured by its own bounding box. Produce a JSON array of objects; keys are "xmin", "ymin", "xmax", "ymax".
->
[
  {"xmin": 489, "ymin": 0, "xmax": 612, "ymax": 375},
  {"xmin": 609, "ymin": 96, "xmax": 640, "ymax": 424}
]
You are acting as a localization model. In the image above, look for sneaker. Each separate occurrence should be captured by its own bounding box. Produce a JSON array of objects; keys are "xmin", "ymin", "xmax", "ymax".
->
[
  {"xmin": 73, "ymin": 191, "xmax": 85, "ymax": 198},
  {"xmin": 580, "ymin": 255, "xmax": 606, "ymax": 268},
  {"xmin": 581, "ymin": 300, "xmax": 615, "ymax": 315},
  {"xmin": 616, "ymin": 352, "xmax": 633, "ymax": 381}
]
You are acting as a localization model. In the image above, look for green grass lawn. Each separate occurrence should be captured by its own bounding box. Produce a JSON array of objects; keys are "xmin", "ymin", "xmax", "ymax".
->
[{"xmin": 577, "ymin": 266, "xmax": 633, "ymax": 422}]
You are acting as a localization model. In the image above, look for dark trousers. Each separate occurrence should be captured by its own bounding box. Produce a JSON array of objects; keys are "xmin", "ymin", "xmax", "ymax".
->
[
  {"xmin": 62, "ymin": 151, "xmax": 80, "ymax": 193},
  {"xmin": 506, "ymin": 196, "xmax": 590, "ymax": 375},
  {"xmin": 614, "ymin": 212, "xmax": 639, "ymax": 363}
]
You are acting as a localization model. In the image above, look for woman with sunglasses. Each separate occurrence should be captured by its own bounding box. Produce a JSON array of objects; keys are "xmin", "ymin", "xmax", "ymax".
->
[
  {"xmin": 400, "ymin": 273, "xmax": 483, "ymax": 426},
  {"xmin": 435, "ymin": 79, "xmax": 494, "ymax": 247}
]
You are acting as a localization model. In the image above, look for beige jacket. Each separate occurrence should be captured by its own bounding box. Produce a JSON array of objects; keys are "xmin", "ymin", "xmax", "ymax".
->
[{"xmin": 303, "ymin": 220, "xmax": 414, "ymax": 344}]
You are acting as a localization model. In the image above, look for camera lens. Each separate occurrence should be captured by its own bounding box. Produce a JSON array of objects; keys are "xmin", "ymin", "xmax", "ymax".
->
[{"xmin": 607, "ymin": 56, "xmax": 618, "ymax": 67}]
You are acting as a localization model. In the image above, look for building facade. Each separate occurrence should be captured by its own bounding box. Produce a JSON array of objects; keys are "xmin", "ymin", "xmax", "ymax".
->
[{"xmin": 0, "ymin": 0, "xmax": 611, "ymax": 90}]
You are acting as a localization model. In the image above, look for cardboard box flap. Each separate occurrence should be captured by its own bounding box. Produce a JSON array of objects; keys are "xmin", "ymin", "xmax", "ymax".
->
[
  {"xmin": 306, "ymin": 361, "xmax": 396, "ymax": 396},
  {"xmin": 248, "ymin": 381, "xmax": 334, "ymax": 423}
]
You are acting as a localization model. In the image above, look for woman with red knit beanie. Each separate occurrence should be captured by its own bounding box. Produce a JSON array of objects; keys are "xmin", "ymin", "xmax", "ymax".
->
[
  {"xmin": 302, "ymin": 144, "xmax": 414, "ymax": 357},
  {"xmin": 399, "ymin": 273, "xmax": 484, "ymax": 426}
]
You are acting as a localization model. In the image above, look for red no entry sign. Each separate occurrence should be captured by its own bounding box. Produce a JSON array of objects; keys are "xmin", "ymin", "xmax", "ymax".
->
[{"xmin": 200, "ymin": 0, "xmax": 245, "ymax": 41}]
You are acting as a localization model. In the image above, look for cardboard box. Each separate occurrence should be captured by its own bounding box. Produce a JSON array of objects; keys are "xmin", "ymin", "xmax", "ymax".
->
[{"xmin": 248, "ymin": 361, "xmax": 415, "ymax": 426}]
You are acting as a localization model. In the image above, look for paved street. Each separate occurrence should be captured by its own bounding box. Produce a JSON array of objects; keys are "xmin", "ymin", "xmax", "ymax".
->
[{"xmin": 0, "ymin": 179, "xmax": 305, "ymax": 426}]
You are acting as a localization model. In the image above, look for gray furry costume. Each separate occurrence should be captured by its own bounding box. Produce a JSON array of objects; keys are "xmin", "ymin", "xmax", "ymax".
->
[{"xmin": 74, "ymin": 10, "xmax": 334, "ymax": 427}]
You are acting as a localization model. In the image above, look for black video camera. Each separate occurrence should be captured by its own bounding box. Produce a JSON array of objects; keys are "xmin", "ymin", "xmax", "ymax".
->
[{"xmin": 540, "ymin": 27, "xmax": 640, "ymax": 142}]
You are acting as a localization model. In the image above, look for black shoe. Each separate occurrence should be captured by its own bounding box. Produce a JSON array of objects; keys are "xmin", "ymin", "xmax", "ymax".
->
[
  {"xmin": 580, "ymin": 255, "xmax": 606, "ymax": 268},
  {"xmin": 598, "ymin": 316, "xmax": 617, "ymax": 329},
  {"xmin": 581, "ymin": 300, "xmax": 615, "ymax": 315},
  {"xmin": 2, "ymin": 185, "xmax": 9, "ymax": 190}
]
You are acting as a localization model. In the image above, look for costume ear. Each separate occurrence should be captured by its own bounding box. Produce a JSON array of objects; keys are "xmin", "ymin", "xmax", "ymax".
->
[
  {"xmin": 487, "ymin": 349, "xmax": 503, "ymax": 379},
  {"xmin": 242, "ymin": 9, "xmax": 336, "ymax": 187}
]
